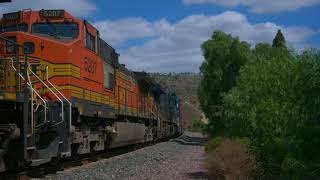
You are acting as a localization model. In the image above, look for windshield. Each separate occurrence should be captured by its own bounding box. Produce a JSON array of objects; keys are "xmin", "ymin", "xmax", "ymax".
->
[
  {"xmin": 0, "ymin": 23, "xmax": 28, "ymax": 33},
  {"xmin": 32, "ymin": 23, "xmax": 79, "ymax": 40}
]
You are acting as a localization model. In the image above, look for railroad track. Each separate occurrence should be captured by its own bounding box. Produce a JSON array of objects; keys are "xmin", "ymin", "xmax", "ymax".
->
[{"xmin": 0, "ymin": 141, "xmax": 157, "ymax": 180}]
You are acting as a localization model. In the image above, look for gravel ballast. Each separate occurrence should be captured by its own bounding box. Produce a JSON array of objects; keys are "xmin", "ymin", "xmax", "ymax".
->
[{"xmin": 39, "ymin": 132, "xmax": 207, "ymax": 180}]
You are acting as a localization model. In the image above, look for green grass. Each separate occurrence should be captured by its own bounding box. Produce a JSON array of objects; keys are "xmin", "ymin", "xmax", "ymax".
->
[
  {"xmin": 205, "ymin": 137, "xmax": 224, "ymax": 152},
  {"xmin": 233, "ymin": 137, "xmax": 250, "ymax": 146},
  {"xmin": 205, "ymin": 136, "xmax": 250, "ymax": 153}
]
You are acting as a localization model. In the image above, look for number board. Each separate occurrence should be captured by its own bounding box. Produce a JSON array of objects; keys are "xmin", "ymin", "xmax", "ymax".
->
[
  {"xmin": 40, "ymin": 10, "xmax": 64, "ymax": 19},
  {"xmin": 84, "ymin": 57, "xmax": 97, "ymax": 74}
]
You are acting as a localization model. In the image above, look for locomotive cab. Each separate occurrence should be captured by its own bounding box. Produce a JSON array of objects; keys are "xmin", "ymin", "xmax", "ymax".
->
[{"xmin": 0, "ymin": 9, "xmax": 81, "ymax": 99}]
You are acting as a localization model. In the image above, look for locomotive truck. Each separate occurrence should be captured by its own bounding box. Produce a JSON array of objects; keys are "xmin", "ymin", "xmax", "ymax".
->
[{"xmin": 0, "ymin": 9, "xmax": 182, "ymax": 172}]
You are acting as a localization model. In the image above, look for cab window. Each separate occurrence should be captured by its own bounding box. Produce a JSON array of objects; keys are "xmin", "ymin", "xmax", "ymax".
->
[
  {"xmin": 103, "ymin": 62, "xmax": 115, "ymax": 90},
  {"xmin": 32, "ymin": 23, "xmax": 79, "ymax": 40},
  {"xmin": 0, "ymin": 23, "xmax": 28, "ymax": 33},
  {"xmin": 85, "ymin": 30, "xmax": 96, "ymax": 52}
]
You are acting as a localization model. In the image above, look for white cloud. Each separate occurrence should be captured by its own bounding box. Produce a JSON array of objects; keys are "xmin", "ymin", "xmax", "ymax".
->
[
  {"xmin": 95, "ymin": 11, "xmax": 316, "ymax": 72},
  {"xmin": 0, "ymin": 2, "xmax": 316, "ymax": 72},
  {"xmin": 0, "ymin": 0, "xmax": 96, "ymax": 17},
  {"xmin": 95, "ymin": 18, "xmax": 159, "ymax": 46},
  {"xmin": 183, "ymin": 0, "xmax": 320, "ymax": 13}
]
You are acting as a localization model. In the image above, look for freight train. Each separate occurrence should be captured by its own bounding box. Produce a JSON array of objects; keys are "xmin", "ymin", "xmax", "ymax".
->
[{"xmin": 0, "ymin": 9, "xmax": 182, "ymax": 172}]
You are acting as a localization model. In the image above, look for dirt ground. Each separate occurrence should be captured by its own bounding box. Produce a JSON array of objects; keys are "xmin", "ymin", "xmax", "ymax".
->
[{"xmin": 206, "ymin": 138, "xmax": 255, "ymax": 180}]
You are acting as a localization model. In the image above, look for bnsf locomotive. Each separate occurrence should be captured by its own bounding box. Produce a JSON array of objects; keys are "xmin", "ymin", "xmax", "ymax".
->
[{"xmin": 0, "ymin": 10, "xmax": 182, "ymax": 172}]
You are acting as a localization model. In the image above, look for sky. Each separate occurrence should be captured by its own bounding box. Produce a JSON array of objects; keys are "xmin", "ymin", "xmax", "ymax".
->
[{"xmin": 0, "ymin": 0, "xmax": 320, "ymax": 72}]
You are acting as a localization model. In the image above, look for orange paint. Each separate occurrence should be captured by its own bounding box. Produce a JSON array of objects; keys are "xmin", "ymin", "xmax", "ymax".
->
[{"xmin": 0, "ymin": 10, "xmax": 155, "ymax": 119}]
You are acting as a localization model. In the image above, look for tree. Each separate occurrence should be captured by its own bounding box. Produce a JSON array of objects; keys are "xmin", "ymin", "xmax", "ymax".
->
[
  {"xmin": 254, "ymin": 43, "xmax": 273, "ymax": 60},
  {"xmin": 221, "ymin": 32, "xmax": 320, "ymax": 178},
  {"xmin": 272, "ymin": 30, "xmax": 286, "ymax": 49},
  {"xmin": 198, "ymin": 31, "xmax": 251, "ymax": 135}
]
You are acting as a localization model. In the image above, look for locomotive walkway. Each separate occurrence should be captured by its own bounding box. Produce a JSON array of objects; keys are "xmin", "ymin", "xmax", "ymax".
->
[{"xmin": 39, "ymin": 132, "xmax": 208, "ymax": 180}]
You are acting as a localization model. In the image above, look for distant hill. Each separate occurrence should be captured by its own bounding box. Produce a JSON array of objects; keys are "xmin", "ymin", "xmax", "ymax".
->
[{"xmin": 150, "ymin": 72, "xmax": 204, "ymax": 129}]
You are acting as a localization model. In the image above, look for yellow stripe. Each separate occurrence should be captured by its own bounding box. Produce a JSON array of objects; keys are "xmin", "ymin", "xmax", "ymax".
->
[
  {"xmin": 16, "ymin": 56, "xmax": 81, "ymax": 80},
  {"xmin": 0, "ymin": 57, "xmax": 143, "ymax": 117},
  {"xmin": 4, "ymin": 92, "xmax": 16, "ymax": 100},
  {"xmin": 38, "ymin": 85, "xmax": 118, "ymax": 108}
]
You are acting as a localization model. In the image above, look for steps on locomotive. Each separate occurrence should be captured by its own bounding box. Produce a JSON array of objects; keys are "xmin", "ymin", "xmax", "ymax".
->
[
  {"xmin": 45, "ymin": 101, "xmax": 66, "ymax": 125},
  {"xmin": 26, "ymin": 101, "xmax": 71, "ymax": 166},
  {"xmin": 28, "ymin": 137, "xmax": 62, "ymax": 166}
]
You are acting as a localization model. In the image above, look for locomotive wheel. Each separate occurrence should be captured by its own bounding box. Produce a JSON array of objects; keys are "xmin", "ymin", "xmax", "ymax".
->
[
  {"xmin": 89, "ymin": 151, "xmax": 97, "ymax": 162},
  {"xmin": 48, "ymin": 156, "xmax": 63, "ymax": 172},
  {"xmin": 71, "ymin": 144, "xmax": 82, "ymax": 166}
]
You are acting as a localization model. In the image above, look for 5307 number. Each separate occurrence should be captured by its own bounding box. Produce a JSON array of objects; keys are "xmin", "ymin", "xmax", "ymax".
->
[{"xmin": 84, "ymin": 57, "xmax": 96, "ymax": 74}]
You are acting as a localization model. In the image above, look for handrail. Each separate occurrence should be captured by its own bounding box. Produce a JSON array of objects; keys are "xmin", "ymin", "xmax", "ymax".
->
[
  {"xmin": 45, "ymin": 66, "xmax": 72, "ymax": 128},
  {"xmin": 26, "ymin": 63, "xmax": 65, "ymax": 126},
  {"xmin": 9, "ymin": 59, "xmax": 48, "ymax": 132},
  {"xmin": 45, "ymin": 66, "xmax": 72, "ymax": 157},
  {"xmin": 45, "ymin": 66, "xmax": 71, "ymax": 104},
  {"xmin": 26, "ymin": 64, "xmax": 34, "ymax": 130}
]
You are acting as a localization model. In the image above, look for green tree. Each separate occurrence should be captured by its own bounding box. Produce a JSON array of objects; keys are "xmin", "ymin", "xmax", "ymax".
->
[
  {"xmin": 272, "ymin": 30, "xmax": 286, "ymax": 49},
  {"xmin": 223, "ymin": 49, "xmax": 320, "ymax": 179},
  {"xmin": 198, "ymin": 31, "xmax": 251, "ymax": 135},
  {"xmin": 221, "ymin": 33, "xmax": 320, "ymax": 178},
  {"xmin": 254, "ymin": 43, "xmax": 273, "ymax": 60},
  {"xmin": 223, "ymin": 51, "xmax": 297, "ymax": 178}
]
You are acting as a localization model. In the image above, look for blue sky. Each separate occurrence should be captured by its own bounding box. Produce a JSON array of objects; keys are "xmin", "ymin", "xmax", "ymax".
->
[{"xmin": 1, "ymin": 0, "xmax": 320, "ymax": 72}]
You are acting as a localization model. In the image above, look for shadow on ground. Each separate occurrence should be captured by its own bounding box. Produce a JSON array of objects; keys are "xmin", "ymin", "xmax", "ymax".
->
[
  {"xmin": 186, "ymin": 171, "xmax": 213, "ymax": 179},
  {"xmin": 171, "ymin": 134, "xmax": 207, "ymax": 146}
]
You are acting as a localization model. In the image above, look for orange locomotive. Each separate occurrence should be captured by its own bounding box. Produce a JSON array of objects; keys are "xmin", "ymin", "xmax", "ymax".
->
[{"xmin": 0, "ymin": 9, "xmax": 182, "ymax": 172}]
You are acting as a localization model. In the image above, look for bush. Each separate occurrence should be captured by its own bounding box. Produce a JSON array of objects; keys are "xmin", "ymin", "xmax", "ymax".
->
[{"xmin": 189, "ymin": 119, "xmax": 206, "ymax": 133}]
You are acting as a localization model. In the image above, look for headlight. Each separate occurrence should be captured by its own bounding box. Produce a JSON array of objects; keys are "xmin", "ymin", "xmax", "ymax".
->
[{"xmin": 6, "ymin": 37, "xmax": 16, "ymax": 53}]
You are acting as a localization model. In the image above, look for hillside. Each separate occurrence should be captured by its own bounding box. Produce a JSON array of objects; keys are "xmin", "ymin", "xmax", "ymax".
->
[{"xmin": 150, "ymin": 72, "xmax": 204, "ymax": 129}]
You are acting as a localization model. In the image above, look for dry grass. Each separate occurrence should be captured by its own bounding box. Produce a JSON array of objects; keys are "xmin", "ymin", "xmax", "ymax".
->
[{"xmin": 206, "ymin": 138, "xmax": 256, "ymax": 180}]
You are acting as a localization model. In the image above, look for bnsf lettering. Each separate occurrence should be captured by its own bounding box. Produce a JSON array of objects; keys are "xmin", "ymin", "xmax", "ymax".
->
[{"xmin": 84, "ymin": 57, "xmax": 97, "ymax": 74}]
